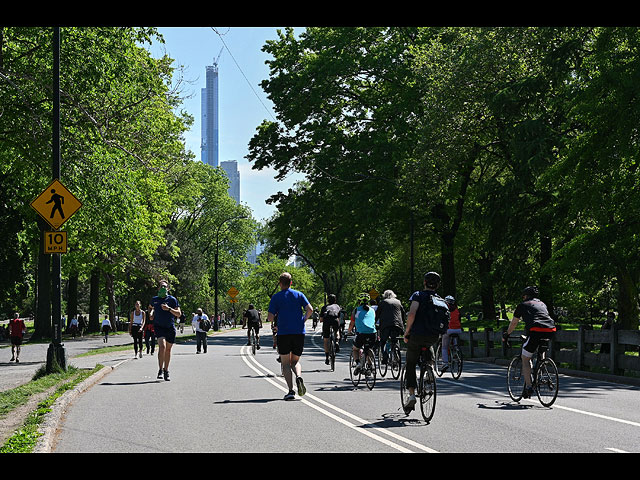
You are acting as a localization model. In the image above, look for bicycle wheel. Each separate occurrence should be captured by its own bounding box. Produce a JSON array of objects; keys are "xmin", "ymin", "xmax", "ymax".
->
[
  {"xmin": 390, "ymin": 343, "xmax": 402, "ymax": 380},
  {"xmin": 329, "ymin": 331, "xmax": 336, "ymax": 372},
  {"xmin": 434, "ymin": 342, "xmax": 444, "ymax": 377},
  {"xmin": 419, "ymin": 364, "xmax": 437, "ymax": 423},
  {"xmin": 378, "ymin": 342, "xmax": 388, "ymax": 377},
  {"xmin": 450, "ymin": 347, "xmax": 463, "ymax": 380},
  {"xmin": 507, "ymin": 355, "xmax": 524, "ymax": 402},
  {"xmin": 399, "ymin": 365, "xmax": 411, "ymax": 414},
  {"xmin": 364, "ymin": 348, "xmax": 376, "ymax": 390},
  {"xmin": 535, "ymin": 358, "xmax": 559, "ymax": 407},
  {"xmin": 349, "ymin": 349, "xmax": 361, "ymax": 387},
  {"xmin": 251, "ymin": 330, "xmax": 256, "ymax": 355}
]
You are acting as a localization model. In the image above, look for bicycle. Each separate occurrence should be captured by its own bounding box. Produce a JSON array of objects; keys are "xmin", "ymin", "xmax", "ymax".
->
[
  {"xmin": 349, "ymin": 338, "xmax": 377, "ymax": 390},
  {"xmin": 435, "ymin": 333, "xmax": 463, "ymax": 380},
  {"xmin": 328, "ymin": 325, "xmax": 338, "ymax": 372},
  {"xmin": 506, "ymin": 335, "xmax": 559, "ymax": 407},
  {"xmin": 400, "ymin": 344, "xmax": 436, "ymax": 423},
  {"xmin": 377, "ymin": 333, "xmax": 402, "ymax": 379},
  {"xmin": 249, "ymin": 326, "xmax": 258, "ymax": 355}
]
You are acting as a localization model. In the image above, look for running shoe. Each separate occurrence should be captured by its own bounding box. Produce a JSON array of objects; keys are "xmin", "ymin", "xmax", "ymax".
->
[
  {"xmin": 157, "ymin": 369, "xmax": 163, "ymax": 379},
  {"xmin": 296, "ymin": 376, "xmax": 306, "ymax": 396},
  {"xmin": 405, "ymin": 394, "xmax": 416, "ymax": 412},
  {"xmin": 163, "ymin": 370, "xmax": 170, "ymax": 381},
  {"xmin": 284, "ymin": 390, "xmax": 295, "ymax": 401}
]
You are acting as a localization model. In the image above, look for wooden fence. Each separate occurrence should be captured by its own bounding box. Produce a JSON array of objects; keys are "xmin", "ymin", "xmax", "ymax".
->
[{"xmin": 458, "ymin": 324, "xmax": 640, "ymax": 377}]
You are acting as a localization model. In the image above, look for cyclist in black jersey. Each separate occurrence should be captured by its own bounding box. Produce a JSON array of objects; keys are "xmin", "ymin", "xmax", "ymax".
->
[
  {"xmin": 320, "ymin": 294, "xmax": 341, "ymax": 364},
  {"xmin": 502, "ymin": 286, "xmax": 556, "ymax": 399}
]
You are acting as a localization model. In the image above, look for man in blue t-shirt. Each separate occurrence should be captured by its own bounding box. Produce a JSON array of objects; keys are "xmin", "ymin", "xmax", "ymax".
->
[
  {"xmin": 149, "ymin": 279, "xmax": 181, "ymax": 381},
  {"xmin": 267, "ymin": 272, "xmax": 313, "ymax": 400}
]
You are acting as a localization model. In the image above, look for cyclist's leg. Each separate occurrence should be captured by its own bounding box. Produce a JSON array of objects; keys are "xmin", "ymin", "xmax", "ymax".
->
[
  {"xmin": 521, "ymin": 333, "xmax": 541, "ymax": 389},
  {"xmin": 322, "ymin": 320, "xmax": 331, "ymax": 354},
  {"xmin": 441, "ymin": 332, "xmax": 450, "ymax": 364}
]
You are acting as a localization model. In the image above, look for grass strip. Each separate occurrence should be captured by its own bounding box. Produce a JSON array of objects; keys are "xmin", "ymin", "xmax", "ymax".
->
[{"xmin": 0, "ymin": 365, "xmax": 101, "ymax": 453}]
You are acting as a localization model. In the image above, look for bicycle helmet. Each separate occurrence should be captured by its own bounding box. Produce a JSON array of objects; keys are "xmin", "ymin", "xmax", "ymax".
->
[
  {"xmin": 445, "ymin": 295, "xmax": 455, "ymax": 304},
  {"xmin": 522, "ymin": 286, "xmax": 539, "ymax": 298},
  {"xmin": 357, "ymin": 292, "xmax": 370, "ymax": 303},
  {"xmin": 424, "ymin": 271, "xmax": 441, "ymax": 287}
]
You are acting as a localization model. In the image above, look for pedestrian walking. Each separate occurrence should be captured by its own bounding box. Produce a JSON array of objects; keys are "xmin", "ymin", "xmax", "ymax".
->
[
  {"xmin": 192, "ymin": 308, "xmax": 210, "ymax": 354},
  {"xmin": 149, "ymin": 279, "xmax": 181, "ymax": 381},
  {"xmin": 9, "ymin": 313, "xmax": 26, "ymax": 363},
  {"xmin": 144, "ymin": 307, "xmax": 156, "ymax": 355},
  {"xmin": 129, "ymin": 300, "xmax": 146, "ymax": 358},
  {"xmin": 69, "ymin": 316, "xmax": 79, "ymax": 339},
  {"xmin": 267, "ymin": 272, "xmax": 313, "ymax": 400},
  {"xmin": 101, "ymin": 315, "xmax": 112, "ymax": 343}
]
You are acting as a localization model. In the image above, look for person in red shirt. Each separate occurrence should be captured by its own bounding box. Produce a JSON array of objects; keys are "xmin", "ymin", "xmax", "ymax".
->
[
  {"xmin": 9, "ymin": 313, "xmax": 26, "ymax": 363},
  {"xmin": 441, "ymin": 296, "xmax": 462, "ymax": 372}
]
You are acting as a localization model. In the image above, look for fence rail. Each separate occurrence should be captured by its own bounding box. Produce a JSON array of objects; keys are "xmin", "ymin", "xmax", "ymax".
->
[{"xmin": 459, "ymin": 324, "xmax": 640, "ymax": 377}]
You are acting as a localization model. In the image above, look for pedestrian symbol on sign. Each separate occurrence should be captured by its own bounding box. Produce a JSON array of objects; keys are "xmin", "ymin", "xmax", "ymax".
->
[
  {"xmin": 46, "ymin": 189, "xmax": 65, "ymax": 220},
  {"xmin": 30, "ymin": 179, "xmax": 82, "ymax": 230}
]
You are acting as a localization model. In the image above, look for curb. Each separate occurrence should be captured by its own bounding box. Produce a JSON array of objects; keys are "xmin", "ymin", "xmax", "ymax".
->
[{"xmin": 33, "ymin": 362, "xmax": 120, "ymax": 453}]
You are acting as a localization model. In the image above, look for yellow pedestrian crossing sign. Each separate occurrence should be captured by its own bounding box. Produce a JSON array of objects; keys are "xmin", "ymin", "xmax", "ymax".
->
[
  {"xmin": 30, "ymin": 179, "xmax": 82, "ymax": 230},
  {"xmin": 369, "ymin": 288, "xmax": 379, "ymax": 300},
  {"xmin": 227, "ymin": 286, "xmax": 239, "ymax": 298}
]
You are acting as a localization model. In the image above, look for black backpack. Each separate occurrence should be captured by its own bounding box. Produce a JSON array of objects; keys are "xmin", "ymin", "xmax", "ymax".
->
[
  {"xmin": 200, "ymin": 317, "xmax": 211, "ymax": 332},
  {"xmin": 415, "ymin": 292, "xmax": 450, "ymax": 335}
]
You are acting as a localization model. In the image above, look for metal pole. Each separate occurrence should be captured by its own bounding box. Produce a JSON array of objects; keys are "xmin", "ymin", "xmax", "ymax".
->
[{"xmin": 47, "ymin": 26, "xmax": 66, "ymax": 372}]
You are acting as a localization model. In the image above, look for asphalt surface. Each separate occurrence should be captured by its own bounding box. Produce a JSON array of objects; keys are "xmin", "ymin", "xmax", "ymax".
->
[{"xmin": 44, "ymin": 323, "xmax": 640, "ymax": 453}]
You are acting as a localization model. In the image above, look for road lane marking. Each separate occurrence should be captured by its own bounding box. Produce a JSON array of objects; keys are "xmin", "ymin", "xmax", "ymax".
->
[
  {"xmin": 606, "ymin": 448, "xmax": 629, "ymax": 453},
  {"xmin": 240, "ymin": 346, "xmax": 438, "ymax": 453}
]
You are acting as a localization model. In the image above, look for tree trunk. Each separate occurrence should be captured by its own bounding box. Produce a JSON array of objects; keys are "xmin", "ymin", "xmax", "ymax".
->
[
  {"xmin": 33, "ymin": 226, "xmax": 51, "ymax": 341},
  {"xmin": 477, "ymin": 253, "xmax": 496, "ymax": 321},
  {"xmin": 105, "ymin": 272, "xmax": 117, "ymax": 330},
  {"xmin": 440, "ymin": 231, "xmax": 456, "ymax": 298},
  {"xmin": 65, "ymin": 273, "xmax": 78, "ymax": 324},
  {"xmin": 616, "ymin": 262, "xmax": 639, "ymax": 331},
  {"xmin": 539, "ymin": 235, "xmax": 556, "ymax": 320},
  {"xmin": 89, "ymin": 268, "xmax": 100, "ymax": 332}
]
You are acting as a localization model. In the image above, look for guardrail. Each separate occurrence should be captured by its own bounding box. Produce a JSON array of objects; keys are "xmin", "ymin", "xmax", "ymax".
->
[{"xmin": 459, "ymin": 325, "xmax": 640, "ymax": 378}]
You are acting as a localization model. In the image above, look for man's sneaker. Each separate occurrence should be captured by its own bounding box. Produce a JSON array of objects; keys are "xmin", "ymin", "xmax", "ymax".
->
[
  {"xmin": 157, "ymin": 369, "xmax": 163, "ymax": 380},
  {"xmin": 10, "ymin": 357, "xmax": 14, "ymax": 362},
  {"xmin": 523, "ymin": 386, "xmax": 534, "ymax": 399},
  {"xmin": 296, "ymin": 376, "xmax": 306, "ymax": 397},
  {"xmin": 163, "ymin": 370, "xmax": 170, "ymax": 381},
  {"xmin": 405, "ymin": 394, "xmax": 416, "ymax": 412},
  {"xmin": 441, "ymin": 363, "xmax": 449, "ymax": 373},
  {"xmin": 284, "ymin": 390, "xmax": 295, "ymax": 401}
]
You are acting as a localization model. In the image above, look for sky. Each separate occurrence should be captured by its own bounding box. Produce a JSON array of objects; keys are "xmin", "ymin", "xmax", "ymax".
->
[{"xmin": 146, "ymin": 27, "xmax": 306, "ymax": 223}]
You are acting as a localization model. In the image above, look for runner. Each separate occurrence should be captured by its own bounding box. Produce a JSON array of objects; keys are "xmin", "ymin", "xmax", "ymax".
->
[
  {"xmin": 149, "ymin": 279, "xmax": 181, "ymax": 381},
  {"xmin": 129, "ymin": 301, "xmax": 145, "ymax": 359},
  {"xmin": 267, "ymin": 272, "xmax": 313, "ymax": 400}
]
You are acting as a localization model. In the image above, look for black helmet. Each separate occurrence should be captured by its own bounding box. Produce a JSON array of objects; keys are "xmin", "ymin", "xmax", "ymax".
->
[
  {"xmin": 424, "ymin": 272, "xmax": 441, "ymax": 287},
  {"xmin": 522, "ymin": 286, "xmax": 539, "ymax": 298}
]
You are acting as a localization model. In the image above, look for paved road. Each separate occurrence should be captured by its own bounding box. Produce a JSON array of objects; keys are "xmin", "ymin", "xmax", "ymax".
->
[{"xmin": 50, "ymin": 323, "xmax": 640, "ymax": 453}]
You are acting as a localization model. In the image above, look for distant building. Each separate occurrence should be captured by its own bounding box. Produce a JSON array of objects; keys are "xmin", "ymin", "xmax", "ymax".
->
[
  {"xmin": 220, "ymin": 160, "xmax": 240, "ymax": 204},
  {"xmin": 201, "ymin": 63, "xmax": 220, "ymax": 167}
]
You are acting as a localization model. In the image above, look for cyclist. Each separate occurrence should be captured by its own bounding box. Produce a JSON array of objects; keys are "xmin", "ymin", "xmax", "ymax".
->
[
  {"xmin": 502, "ymin": 286, "xmax": 556, "ymax": 399},
  {"xmin": 348, "ymin": 293, "xmax": 377, "ymax": 375},
  {"xmin": 375, "ymin": 290, "xmax": 405, "ymax": 365},
  {"xmin": 440, "ymin": 295, "xmax": 462, "ymax": 372},
  {"xmin": 311, "ymin": 308, "xmax": 319, "ymax": 330},
  {"xmin": 403, "ymin": 272, "xmax": 448, "ymax": 412},
  {"xmin": 320, "ymin": 294, "xmax": 342, "ymax": 365},
  {"xmin": 244, "ymin": 304, "xmax": 262, "ymax": 349}
]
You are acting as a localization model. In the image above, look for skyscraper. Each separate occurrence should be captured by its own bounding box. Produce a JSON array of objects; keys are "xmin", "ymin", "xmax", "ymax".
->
[
  {"xmin": 201, "ymin": 62, "xmax": 220, "ymax": 167},
  {"xmin": 220, "ymin": 160, "xmax": 240, "ymax": 204}
]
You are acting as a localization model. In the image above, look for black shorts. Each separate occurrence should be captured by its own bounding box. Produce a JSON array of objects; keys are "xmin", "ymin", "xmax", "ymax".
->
[
  {"xmin": 154, "ymin": 324, "xmax": 176, "ymax": 344},
  {"xmin": 353, "ymin": 333, "xmax": 377, "ymax": 349},
  {"xmin": 247, "ymin": 322, "xmax": 260, "ymax": 334},
  {"xmin": 322, "ymin": 318, "xmax": 340, "ymax": 338},
  {"xmin": 10, "ymin": 336, "xmax": 22, "ymax": 346},
  {"xmin": 277, "ymin": 334, "xmax": 304, "ymax": 356},
  {"xmin": 522, "ymin": 331, "xmax": 555, "ymax": 357}
]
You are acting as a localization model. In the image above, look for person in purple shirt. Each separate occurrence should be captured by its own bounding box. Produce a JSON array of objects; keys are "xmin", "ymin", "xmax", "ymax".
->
[{"xmin": 268, "ymin": 272, "xmax": 313, "ymax": 400}]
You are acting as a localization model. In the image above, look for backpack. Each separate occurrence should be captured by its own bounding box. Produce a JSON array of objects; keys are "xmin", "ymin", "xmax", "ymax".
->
[
  {"xmin": 200, "ymin": 317, "xmax": 211, "ymax": 332},
  {"xmin": 415, "ymin": 292, "xmax": 450, "ymax": 335}
]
